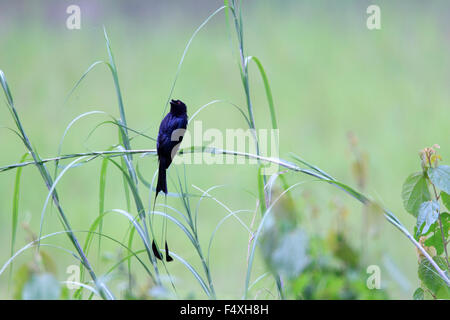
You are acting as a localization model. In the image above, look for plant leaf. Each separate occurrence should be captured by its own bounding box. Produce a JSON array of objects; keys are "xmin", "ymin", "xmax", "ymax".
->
[
  {"xmin": 416, "ymin": 200, "xmax": 440, "ymax": 235},
  {"xmin": 98, "ymin": 157, "xmax": 109, "ymax": 257},
  {"xmin": 413, "ymin": 287, "xmax": 424, "ymax": 300},
  {"xmin": 246, "ymin": 56, "xmax": 277, "ymax": 130},
  {"xmin": 11, "ymin": 153, "xmax": 28, "ymax": 264},
  {"xmin": 402, "ymin": 172, "xmax": 431, "ymax": 217},
  {"xmin": 436, "ymin": 285, "xmax": 450, "ymax": 299},
  {"xmin": 257, "ymin": 165, "xmax": 267, "ymax": 216},
  {"xmin": 441, "ymin": 212, "xmax": 450, "ymax": 236},
  {"xmin": 428, "ymin": 165, "xmax": 450, "ymax": 194},
  {"xmin": 441, "ymin": 191, "xmax": 450, "ymax": 211},
  {"xmin": 424, "ymin": 222, "xmax": 445, "ymax": 255},
  {"xmin": 418, "ymin": 256, "xmax": 449, "ymax": 294}
]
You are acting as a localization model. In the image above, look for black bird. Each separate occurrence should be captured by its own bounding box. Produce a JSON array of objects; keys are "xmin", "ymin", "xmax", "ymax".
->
[{"xmin": 152, "ymin": 99, "xmax": 188, "ymax": 262}]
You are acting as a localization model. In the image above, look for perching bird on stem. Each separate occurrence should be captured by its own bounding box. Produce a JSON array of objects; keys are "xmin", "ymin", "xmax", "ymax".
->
[{"xmin": 152, "ymin": 99, "xmax": 188, "ymax": 262}]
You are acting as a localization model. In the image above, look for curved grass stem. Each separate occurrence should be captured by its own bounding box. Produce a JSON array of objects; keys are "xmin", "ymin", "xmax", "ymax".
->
[{"xmin": 3, "ymin": 146, "xmax": 448, "ymax": 287}]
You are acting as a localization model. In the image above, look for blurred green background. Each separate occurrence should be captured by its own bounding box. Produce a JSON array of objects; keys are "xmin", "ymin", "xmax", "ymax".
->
[{"xmin": 0, "ymin": 0, "xmax": 449, "ymax": 299}]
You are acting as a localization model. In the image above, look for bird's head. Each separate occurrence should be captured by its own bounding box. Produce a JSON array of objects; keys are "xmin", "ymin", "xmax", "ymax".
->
[{"xmin": 170, "ymin": 99, "xmax": 187, "ymax": 115}]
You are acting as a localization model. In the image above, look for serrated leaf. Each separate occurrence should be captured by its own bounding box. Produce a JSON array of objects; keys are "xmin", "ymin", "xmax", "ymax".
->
[
  {"xmin": 424, "ymin": 223, "xmax": 444, "ymax": 255},
  {"xmin": 416, "ymin": 201, "xmax": 440, "ymax": 235},
  {"xmin": 22, "ymin": 273, "xmax": 61, "ymax": 300},
  {"xmin": 413, "ymin": 287, "xmax": 424, "ymax": 300},
  {"xmin": 428, "ymin": 165, "xmax": 450, "ymax": 194},
  {"xmin": 441, "ymin": 212, "xmax": 450, "ymax": 236},
  {"xmin": 436, "ymin": 286, "xmax": 450, "ymax": 299},
  {"xmin": 418, "ymin": 256, "xmax": 448, "ymax": 294},
  {"xmin": 441, "ymin": 192, "xmax": 450, "ymax": 211},
  {"xmin": 402, "ymin": 172, "xmax": 431, "ymax": 217}
]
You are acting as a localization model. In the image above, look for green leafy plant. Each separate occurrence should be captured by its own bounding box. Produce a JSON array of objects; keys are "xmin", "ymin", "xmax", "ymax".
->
[{"xmin": 402, "ymin": 145, "xmax": 450, "ymax": 299}]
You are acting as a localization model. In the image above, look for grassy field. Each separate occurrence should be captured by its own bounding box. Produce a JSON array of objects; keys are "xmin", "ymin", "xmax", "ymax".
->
[{"xmin": 0, "ymin": 1, "xmax": 449, "ymax": 299}]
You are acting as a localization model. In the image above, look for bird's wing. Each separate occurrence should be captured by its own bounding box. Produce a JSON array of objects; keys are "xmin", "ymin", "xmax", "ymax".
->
[
  {"xmin": 171, "ymin": 116, "xmax": 188, "ymax": 141},
  {"xmin": 157, "ymin": 114, "xmax": 172, "ymax": 155},
  {"xmin": 157, "ymin": 114, "xmax": 188, "ymax": 158}
]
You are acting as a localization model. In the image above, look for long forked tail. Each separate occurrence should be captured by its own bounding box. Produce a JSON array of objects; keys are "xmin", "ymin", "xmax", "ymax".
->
[
  {"xmin": 152, "ymin": 240, "xmax": 163, "ymax": 260},
  {"xmin": 152, "ymin": 160, "xmax": 170, "ymax": 261},
  {"xmin": 156, "ymin": 161, "xmax": 167, "ymax": 196}
]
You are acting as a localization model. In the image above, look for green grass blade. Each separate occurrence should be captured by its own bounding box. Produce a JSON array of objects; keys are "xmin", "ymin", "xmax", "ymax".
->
[
  {"xmin": 11, "ymin": 153, "xmax": 28, "ymax": 257},
  {"xmin": 98, "ymin": 157, "xmax": 109, "ymax": 259},
  {"xmin": 162, "ymin": 6, "xmax": 227, "ymax": 117},
  {"xmin": 244, "ymin": 182, "xmax": 307, "ymax": 299},
  {"xmin": 290, "ymin": 152, "xmax": 335, "ymax": 180},
  {"xmin": 192, "ymin": 184, "xmax": 252, "ymax": 236},
  {"xmin": 0, "ymin": 70, "xmax": 14, "ymax": 106},
  {"xmin": 207, "ymin": 209, "xmax": 253, "ymax": 267},
  {"xmin": 1, "ymin": 230, "xmax": 82, "ymax": 276},
  {"xmin": 257, "ymin": 165, "xmax": 267, "ymax": 216},
  {"xmin": 38, "ymin": 156, "xmax": 87, "ymax": 246},
  {"xmin": 55, "ymin": 111, "xmax": 108, "ymax": 180},
  {"xmin": 103, "ymin": 28, "xmax": 132, "ymax": 157},
  {"xmin": 64, "ymin": 60, "xmax": 107, "ymax": 105},
  {"xmin": 189, "ymin": 99, "xmax": 251, "ymax": 128},
  {"xmin": 9, "ymin": 153, "xmax": 28, "ymax": 282},
  {"xmin": 151, "ymin": 211, "xmax": 196, "ymax": 245},
  {"xmin": 245, "ymin": 56, "xmax": 277, "ymax": 130},
  {"xmin": 169, "ymin": 251, "xmax": 211, "ymax": 298},
  {"xmin": 0, "ymin": 69, "xmax": 115, "ymax": 299},
  {"xmin": 62, "ymin": 281, "xmax": 100, "ymax": 298}
]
